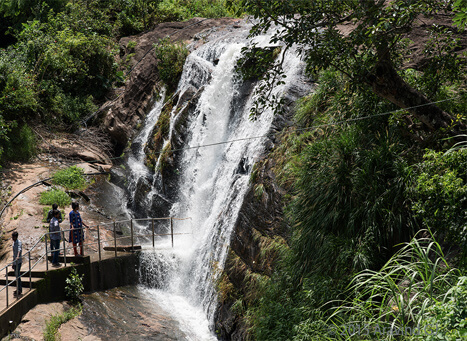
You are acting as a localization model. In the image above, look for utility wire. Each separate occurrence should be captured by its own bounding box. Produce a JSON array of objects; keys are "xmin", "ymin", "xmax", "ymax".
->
[
  {"xmin": 0, "ymin": 96, "xmax": 461, "ymax": 175},
  {"xmin": 158, "ymin": 96, "xmax": 463, "ymax": 155}
]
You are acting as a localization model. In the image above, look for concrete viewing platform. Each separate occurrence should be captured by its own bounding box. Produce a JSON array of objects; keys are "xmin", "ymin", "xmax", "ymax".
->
[{"xmin": 0, "ymin": 248, "xmax": 141, "ymax": 338}]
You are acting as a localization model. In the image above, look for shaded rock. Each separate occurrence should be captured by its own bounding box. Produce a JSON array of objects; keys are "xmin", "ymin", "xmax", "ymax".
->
[
  {"xmin": 109, "ymin": 166, "xmax": 128, "ymax": 189},
  {"xmin": 150, "ymin": 193, "xmax": 172, "ymax": 218}
]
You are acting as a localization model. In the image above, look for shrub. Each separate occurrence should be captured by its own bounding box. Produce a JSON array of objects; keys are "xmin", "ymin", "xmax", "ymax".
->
[
  {"xmin": 39, "ymin": 189, "xmax": 72, "ymax": 207},
  {"xmin": 156, "ymin": 0, "xmax": 234, "ymax": 21},
  {"xmin": 414, "ymin": 276, "xmax": 467, "ymax": 340},
  {"xmin": 0, "ymin": 48, "xmax": 39, "ymax": 121},
  {"xmin": 411, "ymin": 149, "xmax": 467, "ymax": 246},
  {"xmin": 154, "ymin": 37, "xmax": 189, "ymax": 89},
  {"xmin": 52, "ymin": 166, "xmax": 86, "ymax": 190},
  {"xmin": 65, "ymin": 267, "xmax": 84, "ymax": 303},
  {"xmin": 3, "ymin": 124, "xmax": 37, "ymax": 161}
]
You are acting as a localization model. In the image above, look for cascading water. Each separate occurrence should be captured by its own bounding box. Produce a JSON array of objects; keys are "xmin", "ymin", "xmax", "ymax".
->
[{"xmin": 125, "ymin": 21, "xmax": 308, "ymax": 340}]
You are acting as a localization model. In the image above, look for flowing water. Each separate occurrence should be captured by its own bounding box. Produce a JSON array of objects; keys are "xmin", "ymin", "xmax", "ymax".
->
[{"xmin": 119, "ymin": 20, "xmax": 308, "ymax": 340}]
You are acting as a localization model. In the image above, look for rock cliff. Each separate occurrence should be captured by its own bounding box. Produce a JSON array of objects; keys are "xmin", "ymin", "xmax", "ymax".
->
[{"xmin": 97, "ymin": 18, "xmax": 239, "ymax": 154}]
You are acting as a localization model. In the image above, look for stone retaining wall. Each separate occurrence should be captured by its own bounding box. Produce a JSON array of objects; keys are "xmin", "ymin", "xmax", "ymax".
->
[{"xmin": 0, "ymin": 252, "xmax": 139, "ymax": 337}]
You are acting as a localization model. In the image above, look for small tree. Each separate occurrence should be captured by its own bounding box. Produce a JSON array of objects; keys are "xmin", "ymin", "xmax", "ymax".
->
[
  {"xmin": 65, "ymin": 267, "xmax": 84, "ymax": 303},
  {"xmin": 154, "ymin": 37, "xmax": 189, "ymax": 90}
]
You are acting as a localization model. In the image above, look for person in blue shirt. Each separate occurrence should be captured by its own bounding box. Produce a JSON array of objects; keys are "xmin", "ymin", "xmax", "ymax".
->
[
  {"xmin": 12, "ymin": 231, "xmax": 22, "ymax": 297},
  {"xmin": 69, "ymin": 202, "xmax": 89, "ymax": 256},
  {"xmin": 49, "ymin": 210, "xmax": 62, "ymax": 267}
]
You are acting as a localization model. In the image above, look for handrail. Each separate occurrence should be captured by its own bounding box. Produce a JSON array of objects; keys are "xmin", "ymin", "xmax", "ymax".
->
[{"xmin": 0, "ymin": 216, "xmax": 191, "ymax": 311}]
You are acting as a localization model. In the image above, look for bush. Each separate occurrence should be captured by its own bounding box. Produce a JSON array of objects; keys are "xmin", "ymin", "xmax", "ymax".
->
[
  {"xmin": 52, "ymin": 166, "xmax": 86, "ymax": 190},
  {"xmin": 414, "ymin": 276, "xmax": 467, "ymax": 340},
  {"xmin": 4, "ymin": 124, "xmax": 37, "ymax": 161},
  {"xmin": 39, "ymin": 189, "xmax": 72, "ymax": 207},
  {"xmin": 154, "ymin": 37, "xmax": 189, "ymax": 89},
  {"xmin": 0, "ymin": 48, "xmax": 39, "ymax": 121},
  {"xmin": 156, "ymin": 0, "xmax": 234, "ymax": 22},
  {"xmin": 65, "ymin": 267, "xmax": 84, "ymax": 303},
  {"xmin": 411, "ymin": 149, "xmax": 467, "ymax": 246}
]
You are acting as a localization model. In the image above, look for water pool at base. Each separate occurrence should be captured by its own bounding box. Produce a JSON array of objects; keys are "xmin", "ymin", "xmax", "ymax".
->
[{"xmin": 80, "ymin": 286, "xmax": 216, "ymax": 341}]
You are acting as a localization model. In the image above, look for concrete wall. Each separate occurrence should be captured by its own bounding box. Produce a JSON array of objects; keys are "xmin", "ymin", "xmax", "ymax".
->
[{"xmin": 0, "ymin": 252, "xmax": 140, "ymax": 337}]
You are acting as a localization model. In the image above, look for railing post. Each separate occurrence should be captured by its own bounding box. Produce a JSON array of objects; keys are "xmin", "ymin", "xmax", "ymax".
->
[
  {"xmin": 45, "ymin": 235, "xmax": 49, "ymax": 271},
  {"xmin": 29, "ymin": 252, "xmax": 32, "ymax": 290},
  {"xmin": 113, "ymin": 221, "xmax": 117, "ymax": 258},
  {"xmin": 62, "ymin": 231, "xmax": 67, "ymax": 267},
  {"xmin": 130, "ymin": 219, "xmax": 134, "ymax": 252},
  {"xmin": 97, "ymin": 224, "xmax": 101, "ymax": 262},
  {"xmin": 82, "ymin": 227, "xmax": 85, "ymax": 256},
  {"xmin": 152, "ymin": 218, "xmax": 155, "ymax": 248},
  {"xmin": 170, "ymin": 217, "xmax": 174, "ymax": 248},
  {"xmin": 6, "ymin": 266, "xmax": 8, "ymax": 307}
]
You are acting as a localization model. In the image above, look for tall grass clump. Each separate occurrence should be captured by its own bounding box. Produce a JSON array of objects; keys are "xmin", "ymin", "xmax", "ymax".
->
[
  {"xmin": 43, "ymin": 304, "xmax": 82, "ymax": 341},
  {"xmin": 325, "ymin": 230, "xmax": 460, "ymax": 340}
]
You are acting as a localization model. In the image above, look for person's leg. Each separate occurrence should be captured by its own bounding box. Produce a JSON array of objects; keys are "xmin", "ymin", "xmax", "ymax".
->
[
  {"xmin": 51, "ymin": 239, "xmax": 59, "ymax": 264},
  {"xmin": 50, "ymin": 239, "xmax": 55, "ymax": 263},
  {"xmin": 15, "ymin": 262, "xmax": 22, "ymax": 295},
  {"xmin": 72, "ymin": 229, "xmax": 79, "ymax": 256},
  {"xmin": 79, "ymin": 229, "xmax": 84, "ymax": 256},
  {"xmin": 73, "ymin": 242, "xmax": 79, "ymax": 256}
]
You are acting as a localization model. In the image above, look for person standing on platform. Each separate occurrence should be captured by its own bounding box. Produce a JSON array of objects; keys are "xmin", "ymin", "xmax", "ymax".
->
[
  {"xmin": 49, "ymin": 209, "xmax": 62, "ymax": 267},
  {"xmin": 12, "ymin": 231, "xmax": 22, "ymax": 297},
  {"xmin": 69, "ymin": 202, "xmax": 89, "ymax": 256}
]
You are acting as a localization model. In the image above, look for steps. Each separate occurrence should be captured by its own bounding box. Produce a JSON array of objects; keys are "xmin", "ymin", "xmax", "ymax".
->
[
  {"xmin": 0, "ymin": 275, "xmax": 43, "ymax": 288},
  {"xmin": 0, "ymin": 255, "xmax": 90, "ymax": 289}
]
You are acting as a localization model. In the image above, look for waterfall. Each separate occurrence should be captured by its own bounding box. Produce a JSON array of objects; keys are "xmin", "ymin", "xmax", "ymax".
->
[{"xmin": 125, "ymin": 21, "xmax": 307, "ymax": 340}]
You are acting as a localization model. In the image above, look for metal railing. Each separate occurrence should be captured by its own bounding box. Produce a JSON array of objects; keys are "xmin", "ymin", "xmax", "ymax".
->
[{"xmin": 0, "ymin": 217, "xmax": 191, "ymax": 311}]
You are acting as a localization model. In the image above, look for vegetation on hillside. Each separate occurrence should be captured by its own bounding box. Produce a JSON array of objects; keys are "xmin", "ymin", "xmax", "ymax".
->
[
  {"xmin": 227, "ymin": 1, "xmax": 467, "ymax": 338},
  {"xmin": 0, "ymin": 0, "xmax": 241, "ymax": 164},
  {"xmin": 240, "ymin": 66, "xmax": 467, "ymax": 339}
]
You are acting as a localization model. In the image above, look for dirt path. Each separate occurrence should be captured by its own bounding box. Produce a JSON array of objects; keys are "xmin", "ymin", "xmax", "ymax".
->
[{"xmin": 0, "ymin": 129, "xmax": 114, "ymax": 267}]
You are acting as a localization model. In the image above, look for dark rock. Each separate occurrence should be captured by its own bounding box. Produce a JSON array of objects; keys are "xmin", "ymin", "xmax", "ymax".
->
[
  {"xmin": 109, "ymin": 166, "xmax": 128, "ymax": 189},
  {"xmin": 150, "ymin": 193, "xmax": 172, "ymax": 218}
]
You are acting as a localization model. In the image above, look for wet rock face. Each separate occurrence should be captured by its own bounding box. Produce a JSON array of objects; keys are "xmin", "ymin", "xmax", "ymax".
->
[
  {"xmin": 214, "ymin": 159, "xmax": 287, "ymax": 341},
  {"xmin": 99, "ymin": 18, "xmax": 239, "ymax": 154},
  {"xmin": 214, "ymin": 71, "xmax": 313, "ymax": 340}
]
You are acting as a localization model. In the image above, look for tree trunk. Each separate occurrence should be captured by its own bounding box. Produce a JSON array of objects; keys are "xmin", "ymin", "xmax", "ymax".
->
[{"xmin": 369, "ymin": 60, "xmax": 459, "ymax": 132}]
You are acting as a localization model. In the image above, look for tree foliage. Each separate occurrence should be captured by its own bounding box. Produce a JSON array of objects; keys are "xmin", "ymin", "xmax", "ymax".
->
[
  {"xmin": 411, "ymin": 149, "xmax": 467, "ymax": 245},
  {"xmin": 0, "ymin": 0, "xmax": 243, "ymax": 163},
  {"xmin": 241, "ymin": 0, "xmax": 466, "ymax": 132}
]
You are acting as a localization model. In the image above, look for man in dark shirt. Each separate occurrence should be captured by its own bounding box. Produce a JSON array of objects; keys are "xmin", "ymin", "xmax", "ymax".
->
[
  {"xmin": 12, "ymin": 231, "xmax": 22, "ymax": 297},
  {"xmin": 46, "ymin": 203, "xmax": 63, "ymax": 223}
]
